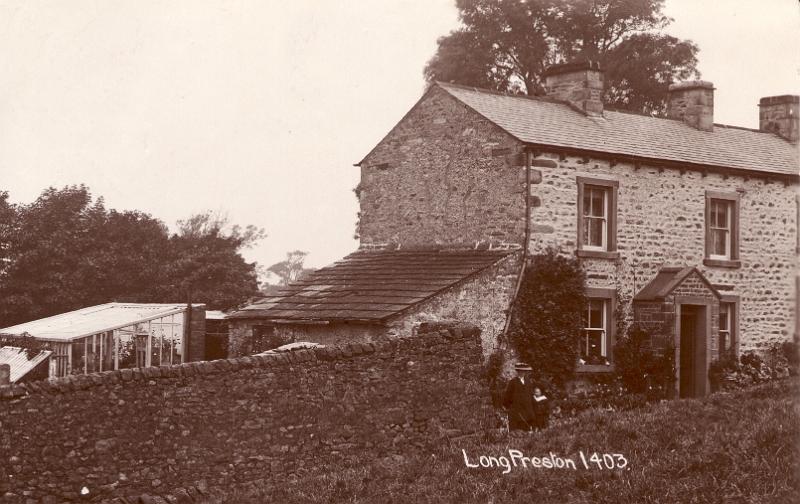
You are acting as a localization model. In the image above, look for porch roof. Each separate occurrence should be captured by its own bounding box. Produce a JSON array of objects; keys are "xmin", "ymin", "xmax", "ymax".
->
[{"xmin": 634, "ymin": 266, "xmax": 721, "ymax": 301}]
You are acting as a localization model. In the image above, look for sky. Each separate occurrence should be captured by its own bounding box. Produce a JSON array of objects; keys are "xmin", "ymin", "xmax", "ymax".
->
[{"xmin": 1, "ymin": 0, "xmax": 798, "ymax": 275}]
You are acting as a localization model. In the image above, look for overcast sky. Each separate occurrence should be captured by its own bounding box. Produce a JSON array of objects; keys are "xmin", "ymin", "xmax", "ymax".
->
[{"xmin": 1, "ymin": 0, "xmax": 798, "ymax": 274}]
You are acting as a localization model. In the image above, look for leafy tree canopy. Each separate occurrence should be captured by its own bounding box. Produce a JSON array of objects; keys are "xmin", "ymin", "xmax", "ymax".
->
[
  {"xmin": 425, "ymin": 0, "xmax": 700, "ymax": 114},
  {"xmin": 0, "ymin": 186, "xmax": 263, "ymax": 326}
]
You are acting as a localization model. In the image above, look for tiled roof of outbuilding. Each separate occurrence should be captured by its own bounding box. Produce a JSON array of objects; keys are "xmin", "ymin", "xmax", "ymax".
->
[
  {"xmin": 436, "ymin": 82, "xmax": 798, "ymax": 178},
  {"xmin": 228, "ymin": 250, "xmax": 514, "ymax": 322}
]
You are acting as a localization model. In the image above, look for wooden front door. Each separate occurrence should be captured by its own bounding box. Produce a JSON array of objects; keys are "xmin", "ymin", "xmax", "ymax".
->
[
  {"xmin": 679, "ymin": 306, "xmax": 697, "ymax": 398},
  {"xmin": 679, "ymin": 304, "xmax": 708, "ymax": 398}
]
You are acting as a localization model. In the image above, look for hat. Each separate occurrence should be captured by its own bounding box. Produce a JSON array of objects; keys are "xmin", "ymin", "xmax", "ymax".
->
[{"xmin": 514, "ymin": 362, "xmax": 533, "ymax": 372}]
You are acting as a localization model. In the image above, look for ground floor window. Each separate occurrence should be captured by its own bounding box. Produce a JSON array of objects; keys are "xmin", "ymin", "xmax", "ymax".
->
[
  {"xmin": 719, "ymin": 300, "xmax": 737, "ymax": 356},
  {"xmin": 580, "ymin": 289, "xmax": 615, "ymax": 367},
  {"xmin": 582, "ymin": 299, "xmax": 607, "ymax": 362}
]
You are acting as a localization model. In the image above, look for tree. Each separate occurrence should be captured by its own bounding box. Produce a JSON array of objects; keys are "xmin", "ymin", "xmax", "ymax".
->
[
  {"xmin": 425, "ymin": 0, "xmax": 700, "ymax": 115},
  {"xmin": 157, "ymin": 211, "xmax": 265, "ymax": 311},
  {"xmin": 0, "ymin": 185, "xmax": 168, "ymax": 325},
  {"xmin": 0, "ymin": 188, "xmax": 265, "ymax": 326},
  {"xmin": 266, "ymin": 250, "xmax": 312, "ymax": 286},
  {"xmin": 508, "ymin": 247, "xmax": 586, "ymax": 390}
]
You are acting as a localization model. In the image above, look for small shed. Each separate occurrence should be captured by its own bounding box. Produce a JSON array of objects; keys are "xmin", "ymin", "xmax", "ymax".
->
[
  {"xmin": 227, "ymin": 249, "xmax": 515, "ymax": 355},
  {"xmin": 0, "ymin": 303, "xmax": 206, "ymax": 379}
]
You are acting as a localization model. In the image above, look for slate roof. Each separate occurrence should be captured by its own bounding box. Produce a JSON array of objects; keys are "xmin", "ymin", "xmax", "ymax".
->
[
  {"xmin": 435, "ymin": 82, "xmax": 798, "ymax": 178},
  {"xmin": 634, "ymin": 266, "xmax": 720, "ymax": 301},
  {"xmin": 228, "ymin": 250, "xmax": 514, "ymax": 322}
]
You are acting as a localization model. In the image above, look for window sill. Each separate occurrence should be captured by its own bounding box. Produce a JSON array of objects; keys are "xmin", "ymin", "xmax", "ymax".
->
[
  {"xmin": 576, "ymin": 363, "xmax": 615, "ymax": 374},
  {"xmin": 703, "ymin": 258, "xmax": 741, "ymax": 269},
  {"xmin": 575, "ymin": 249, "xmax": 620, "ymax": 260}
]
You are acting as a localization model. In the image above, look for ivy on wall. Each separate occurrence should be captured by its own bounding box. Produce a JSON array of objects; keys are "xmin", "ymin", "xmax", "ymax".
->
[{"xmin": 508, "ymin": 247, "xmax": 586, "ymax": 391}]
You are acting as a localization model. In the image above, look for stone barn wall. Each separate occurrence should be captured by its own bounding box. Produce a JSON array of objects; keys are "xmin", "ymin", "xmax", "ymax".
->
[
  {"xmin": 387, "ymin": 252, "xmax": 522, "ymax": 355},
  {"xmin": 0, "ymin": 324, "xmax": 490, "ymax": 502}
]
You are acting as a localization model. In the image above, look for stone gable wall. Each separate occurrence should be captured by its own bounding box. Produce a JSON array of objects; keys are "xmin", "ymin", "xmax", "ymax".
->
[
  {"xmin": 387, "ymin": 252, "xmax": 522, "ymax": 354},
  {"xmin": 0, "ymin": 324, "xmax": 490, "ymax": 502},
  {"xmin": 357, "ymin": 86, "xmax": 526, "ymax": 250},
  {"xmin": 528, "ymin": 151, "xmax": 797, "ymax": 350}
]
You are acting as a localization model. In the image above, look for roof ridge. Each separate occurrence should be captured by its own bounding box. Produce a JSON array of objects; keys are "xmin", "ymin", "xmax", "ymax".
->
[
  {"xmin": 438, "ymin": 81, "xmax": 780, "ymax": 135},
  {"xmin": 435, "ymin": 81, "xmax": 563, "ymax": 105}
]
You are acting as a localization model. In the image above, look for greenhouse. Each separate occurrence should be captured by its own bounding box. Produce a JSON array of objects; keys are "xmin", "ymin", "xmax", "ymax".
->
[{"xmin": 0, "ymin": 303, "xmax": 205, "ymax": 379}]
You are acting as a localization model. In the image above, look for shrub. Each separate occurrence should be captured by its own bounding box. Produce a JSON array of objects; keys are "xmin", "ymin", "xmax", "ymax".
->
[
  {"xmin": 507, "ymin": 247, "xmax": 586, "ymax": 391},
  {"xmin": 613, "ymin": 324, "xmax": 675, "ymax": 398},
  {"xmin": 709, "ymin": 348, "xmax": 739, "ymax": 392},
  {"xmin": 710, "ymin": 341, "xmax": 795, "ymax": 392}
]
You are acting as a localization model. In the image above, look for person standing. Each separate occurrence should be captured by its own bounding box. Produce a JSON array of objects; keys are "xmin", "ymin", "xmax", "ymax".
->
[
  {"xmin": 503, "ymin": 362, "xmax": 536, "ymax": 432},
  {"xmin": 532, "ymin": 387, "xmax": 550, "ymax": 430}
]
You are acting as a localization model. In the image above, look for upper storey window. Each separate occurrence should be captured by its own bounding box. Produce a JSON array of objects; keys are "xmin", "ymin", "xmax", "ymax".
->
[
  {"xmin": 704, "ymin": 191, "xmax": 741, "ymax": 268},
  {"xmin": 576, "ymin": 177, "xmax": 618, "ymax": 259}
]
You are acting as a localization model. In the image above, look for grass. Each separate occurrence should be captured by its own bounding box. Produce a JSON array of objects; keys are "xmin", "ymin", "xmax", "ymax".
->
[{"xmin": 229, "ymin": 379, "xmax": 799, "ymax": 503}]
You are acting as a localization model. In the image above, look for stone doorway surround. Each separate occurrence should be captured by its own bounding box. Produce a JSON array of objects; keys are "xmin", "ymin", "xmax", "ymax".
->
[{"xmin": 633, "ymin": 266, "xmax": 721, "ymax": 397}]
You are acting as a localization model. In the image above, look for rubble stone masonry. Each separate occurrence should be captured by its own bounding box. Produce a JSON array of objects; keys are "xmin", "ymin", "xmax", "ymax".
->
[
  {"xmin": 0, "ymin": 324, "xmax": 490, "ymax": 502},
  {"xmin": 358, "ymin": 87, "xmax": 797, "ymax": 352},
  {"xmin": 358, "ymin": 86, "xmax": 526, "ymax": 250},
  {"xmin": 528, "ymin": 152, "xmax": 797, "ymax": 350}
]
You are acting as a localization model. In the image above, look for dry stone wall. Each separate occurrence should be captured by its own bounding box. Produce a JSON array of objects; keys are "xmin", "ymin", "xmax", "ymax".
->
[{"xmin": 0, "ymin": 324, "xmax": 490, "ymax": 503}]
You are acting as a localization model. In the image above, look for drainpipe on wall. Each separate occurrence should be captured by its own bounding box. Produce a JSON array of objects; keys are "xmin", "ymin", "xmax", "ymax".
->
[{"xmin": 499, "ymin": 147, "xmax": 533, "ymax": 350}]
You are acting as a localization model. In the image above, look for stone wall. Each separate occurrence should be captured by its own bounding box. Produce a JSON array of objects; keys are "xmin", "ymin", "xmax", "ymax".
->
[
  {"xmin": 387, "ymin": 252, "xmax": 522, "ymax": 355},
  {"xmin": 0, "ymin": 324, "xmax": 489, "ymax": 502},
  {"xmin": 357, "ymin": 85, "xmax": 526, "ymax": 250},
  {"xmin": 227, "ymin": 320, "xmax": 388, "ymax": 357},
  {"xmin": 528, "ymin": 151, "xmax": 797, "ymax": 351}
]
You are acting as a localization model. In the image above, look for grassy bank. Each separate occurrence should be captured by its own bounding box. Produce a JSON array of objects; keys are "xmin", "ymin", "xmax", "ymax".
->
[{"xmin": 234, "ymin": 379, "xmax": 799, "ymax": 503}]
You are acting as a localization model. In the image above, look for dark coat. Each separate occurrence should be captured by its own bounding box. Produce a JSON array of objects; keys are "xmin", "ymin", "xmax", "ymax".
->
[
  {"xmin": 503, "ymin": 377, "xmax": 536, "ymax": 431},
  {"xmin": 531, "ymin": 395, "xmax": 551, "ymax": 430}
]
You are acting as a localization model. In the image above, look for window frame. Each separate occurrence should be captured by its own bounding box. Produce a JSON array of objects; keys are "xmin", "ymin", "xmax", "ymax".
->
[
  {"xmin": 576, "ymin": 177, "xmax": 619, "ymax": 259},
  {"xmin": 718, "ymin": 295, "xmax": 739, "ymax": 358},
  {"xmin": 582, "ymin": 298, "xmax": 607, "ymax": 359},
  {"xmin": 578, "ymin": 287, "xmax": 616, "ymax": 372},
  {"xmin": 704, "ymin": 190, "xmax": 741, "ymax": 268}
]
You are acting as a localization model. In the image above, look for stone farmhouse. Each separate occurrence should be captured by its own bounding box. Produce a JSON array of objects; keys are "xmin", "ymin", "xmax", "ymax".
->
[{"xmin": 230, "ymin": 61, "xmax": 799, "ymax": 397}]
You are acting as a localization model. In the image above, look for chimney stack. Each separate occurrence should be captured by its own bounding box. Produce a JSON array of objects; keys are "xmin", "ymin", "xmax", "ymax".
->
[
  {"xmin": 759, "ymin": 95, "xmax": 799, "ymax": 143},
  {"xmin": 543, "ymin": 60, "xmax": 604, "ymax": 117},
  {"xmin": 667, "ymin": 81, "xmax": 715, "ymax": 132}
]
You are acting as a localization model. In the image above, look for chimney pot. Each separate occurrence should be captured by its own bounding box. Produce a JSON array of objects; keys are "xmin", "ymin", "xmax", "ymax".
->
[
  {"xmin": 667, "ymin": 80, "xmax": 715, "ymax": 132},
  {"xmin": 543, "ymin": 60, "xmax": 604, "ymax": 117},
  {"xmin": 758, "ymin": 95, "xmax": 799, "ymax": 143}
]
